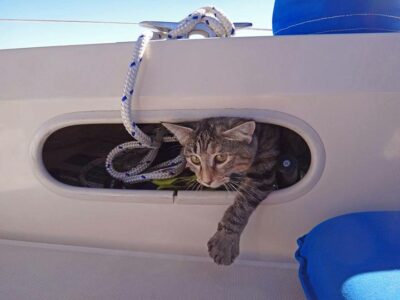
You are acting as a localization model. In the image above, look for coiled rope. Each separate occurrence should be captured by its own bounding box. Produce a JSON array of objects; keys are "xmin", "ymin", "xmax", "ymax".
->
[{"xmin": 106, "ymin": 6, "xmax": 235, "ymax": 184}]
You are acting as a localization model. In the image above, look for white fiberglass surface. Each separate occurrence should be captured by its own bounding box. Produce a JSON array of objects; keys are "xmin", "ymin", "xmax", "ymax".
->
[
  {"xmin": 1, "ymin": 34, "xmax": 400, "ymax": 264},
  {"xmin": 0, "ymin": 239, "xmax": 304, "ymax": 300}
]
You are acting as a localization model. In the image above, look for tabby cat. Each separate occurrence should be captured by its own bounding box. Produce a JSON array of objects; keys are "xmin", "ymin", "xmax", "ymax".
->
[{"xmin": 163, "ymin": 117, "xmax": 282, "ymax": 265}]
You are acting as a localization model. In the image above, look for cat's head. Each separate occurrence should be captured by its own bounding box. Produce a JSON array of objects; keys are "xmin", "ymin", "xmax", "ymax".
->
[{"xmin": 163, "ymin": 118, "xmax": 257, "ymax": 188}]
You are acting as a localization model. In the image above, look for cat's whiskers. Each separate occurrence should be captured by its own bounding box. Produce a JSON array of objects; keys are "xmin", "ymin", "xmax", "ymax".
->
[
  {"xmin": 226, "ymin": 182, "xmax": 236, "ymax": 192},
  {"xmin": 186, "ymin": 180, "xmax": 197, "ymax": 191},
  {"xmin": 227, "ymin": 182, "xmax": 246, "ymax": 199},
  {"xmin": 230, "ymin": 180, "xmax": 258, "ymax": 199},
  {"xmin": 239, "ymin": 180, "xmax": 261, "ymax": 193},
  {"xmin": 223, "ymin": 183, "xmax": 234, "ymax": 197},
  {"xmin": 193, "ymin": 182, "xmax": 200, "ymax": 192},
  {"xmin": 239, "ymin": 184, "xmax": 259, "ymax": 199}
]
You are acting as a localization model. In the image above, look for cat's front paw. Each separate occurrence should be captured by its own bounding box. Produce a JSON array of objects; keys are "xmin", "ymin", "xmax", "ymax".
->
[{"xmin": 207, "ymin": 230, "xmax": 240, "ymax": 265}]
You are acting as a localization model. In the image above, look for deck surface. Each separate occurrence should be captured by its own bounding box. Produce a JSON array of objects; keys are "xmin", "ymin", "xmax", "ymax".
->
[{"xmin": 0, "ymin": 239, "xmax": 304, "ymax": 300}]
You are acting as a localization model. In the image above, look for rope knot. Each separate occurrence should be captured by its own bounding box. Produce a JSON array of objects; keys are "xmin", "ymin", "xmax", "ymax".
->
[{"xmin": 167, "ymin": 7, "xmax": 235, "ymax": 39}]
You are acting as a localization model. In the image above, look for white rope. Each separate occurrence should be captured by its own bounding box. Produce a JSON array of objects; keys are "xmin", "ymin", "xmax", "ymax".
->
[{"xmin": 106, "ymin": 6, "xmax": 235, "ymax": 184}]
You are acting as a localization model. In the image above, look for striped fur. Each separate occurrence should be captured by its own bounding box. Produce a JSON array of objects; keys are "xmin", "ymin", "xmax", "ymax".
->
[{"xmin": 163, "ymin": 117, "xmax": 281, "ymax": 265}]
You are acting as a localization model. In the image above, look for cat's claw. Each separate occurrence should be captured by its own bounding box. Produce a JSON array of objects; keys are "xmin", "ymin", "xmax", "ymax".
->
[{"xmin": 207, "ymin": 231, "xmax": 240, "ymax": 265}]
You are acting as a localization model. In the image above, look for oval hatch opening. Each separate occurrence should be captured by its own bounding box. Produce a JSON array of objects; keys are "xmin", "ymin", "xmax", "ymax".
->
[{"xmin": 42, "ymin": 123, "xmax": 311, "ymax": 193}]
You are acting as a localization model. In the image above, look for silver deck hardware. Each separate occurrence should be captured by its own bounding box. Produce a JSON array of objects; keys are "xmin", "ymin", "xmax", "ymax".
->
[{"xmin": 140, "ymin": 21, "xmax": 253, "ymax": 38}]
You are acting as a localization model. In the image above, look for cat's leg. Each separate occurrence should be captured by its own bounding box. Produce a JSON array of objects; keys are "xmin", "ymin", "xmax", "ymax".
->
[{"xmin": 207, "ymin": 171, "xmax": 276, "ymax": 265}]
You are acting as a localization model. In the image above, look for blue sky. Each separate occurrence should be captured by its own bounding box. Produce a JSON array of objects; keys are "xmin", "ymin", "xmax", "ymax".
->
[{"xmin": 0, "ymin": 0, "xmax": 274, "ymax": 49}]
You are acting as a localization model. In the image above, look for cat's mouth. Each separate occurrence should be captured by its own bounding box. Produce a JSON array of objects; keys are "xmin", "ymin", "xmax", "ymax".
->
[
  {"xmin": 198, "ymin": 177, "xmax": 230, "ymax": 189},
  {"xmin": 200, "ymin": 182, "xmax": 222, "ymax": 189}
]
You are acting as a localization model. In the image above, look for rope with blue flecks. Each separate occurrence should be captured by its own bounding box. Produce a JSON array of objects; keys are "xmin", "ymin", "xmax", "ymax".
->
[{"xmin": 105, "ymin": 6, "xmax": 235, "ymax": 184}]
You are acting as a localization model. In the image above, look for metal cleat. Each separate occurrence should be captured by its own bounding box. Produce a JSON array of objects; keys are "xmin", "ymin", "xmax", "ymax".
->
[{"xmin": 140, "ymin": 21, "xmax": 252, "ymax": 38}]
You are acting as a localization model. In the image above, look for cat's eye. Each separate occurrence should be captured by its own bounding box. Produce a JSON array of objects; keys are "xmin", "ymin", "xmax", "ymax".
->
[
  {"xmin": 190, "ymin": 155, "xmax": 201, "ymax": 165},
  {"xmin": 215, "ymin": 153, "xmax": 228, "ymax": 164}
]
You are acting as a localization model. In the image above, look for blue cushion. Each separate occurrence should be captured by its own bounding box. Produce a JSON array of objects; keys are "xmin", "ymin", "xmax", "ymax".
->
[
  {"xmin": 273, "ymin": 0, "xmax": 400, "ymax": 35},
  {"xmin": 296, "ymin": 212, "xmax": 400, "ymax": 300}
]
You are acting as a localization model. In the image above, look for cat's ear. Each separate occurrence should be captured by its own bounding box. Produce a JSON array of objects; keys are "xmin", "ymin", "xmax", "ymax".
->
[
  {"xmin": 162, "ymin": 123, "xmax": 194, "ymax": 145},
  {"xmin": 222, "ymin": 121, "xmax": 256, "ymax": 144}
]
